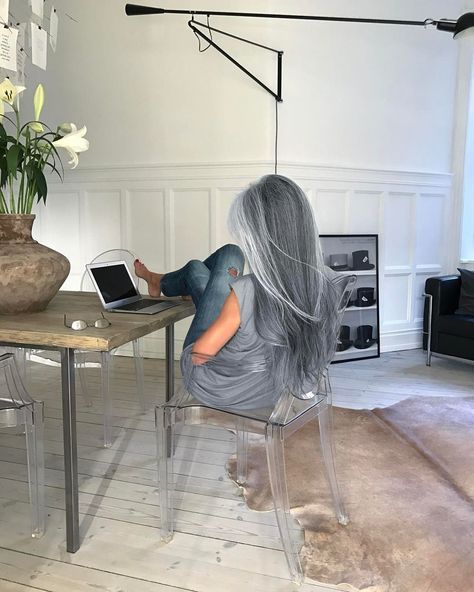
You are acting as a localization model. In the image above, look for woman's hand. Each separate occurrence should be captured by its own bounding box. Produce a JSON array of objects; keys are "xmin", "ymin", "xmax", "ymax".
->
[
  {"xmin": 191, "ymin": 289, "xmax": 240, "ymax": 361},
  {"xmin": 191, "ymin": 351, "xmax": 209, "ymax": 365}
]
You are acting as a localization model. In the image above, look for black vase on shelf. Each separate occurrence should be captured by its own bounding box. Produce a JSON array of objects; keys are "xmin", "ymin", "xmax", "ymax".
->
[
  {"xmin": 353, "ymin": 325, "xmax": 378, "ymax": 349},
  {"xmin": 336, "ymin": 325, "xmax": 353, "ymax": 352},
  {"xmin": 351, "ymin": 250, "xmax": 375, "ymax": 271}
]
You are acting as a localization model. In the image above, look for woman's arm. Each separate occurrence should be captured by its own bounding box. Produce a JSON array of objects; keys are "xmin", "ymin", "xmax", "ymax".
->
[{"xmin": 192, "ymin": 289, "xmax": 240, "ymax": 361}]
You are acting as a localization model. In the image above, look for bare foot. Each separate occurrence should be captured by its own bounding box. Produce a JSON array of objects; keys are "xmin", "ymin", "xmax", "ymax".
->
[{"xmin": 134, "ymin": 260, "xmax": 163, "ymax": 298}]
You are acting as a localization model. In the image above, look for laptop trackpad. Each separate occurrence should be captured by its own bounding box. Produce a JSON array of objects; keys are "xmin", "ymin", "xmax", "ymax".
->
[{"xmin": 112, "ymin": 300, "xmax": 179, "ymax": 314}]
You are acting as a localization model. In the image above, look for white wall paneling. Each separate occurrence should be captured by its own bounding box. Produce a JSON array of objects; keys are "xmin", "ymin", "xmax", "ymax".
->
[
  {"xmin": 382, "ymin": 274, "xmax": 411, "ymax": 327},
  {"xmin": 215, "ymin": 187, "xmax": 243, "ymax": 248},
  {"xmin": 33, "ymin": 191, "xmax": 82, "ymax": 290},
  {"xmin": 415, "ymin": 193, "xmax": 447, "ymax": 266},
  {"xmin": 384, "ymin": 192, "xmax": 415, "ymax": 267},
  {"xmin": 124, "ymin": 189, "xmax": 167, "ymax": 272},
  {"xmin": 172, "ymin": 188, "xmax": 212, "ymax": 267},
  {"xmin": 34, "ymin": 162, "xmax": 452, "ymax": 357},
  {"xmin": 314, "ymin": 190, "xmax": 348, "ymax": 234},
  {"xmin": 346, "ymin": 191, "xmax": 382, "ymax": 234},
  {"xmin": 82, "ymin": 190, "xmax": 123, "ymax": 267}
]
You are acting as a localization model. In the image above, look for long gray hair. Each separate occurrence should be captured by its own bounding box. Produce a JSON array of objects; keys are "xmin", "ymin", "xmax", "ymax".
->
[{"xmin": 228, "ymin": 174, "xmax": 339, "ymax": 395}]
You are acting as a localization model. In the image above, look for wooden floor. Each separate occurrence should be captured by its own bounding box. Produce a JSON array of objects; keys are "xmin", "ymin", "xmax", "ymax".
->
[{"xmin": 0, "ymin": 350, "xmax": 472, "ymax": 592}]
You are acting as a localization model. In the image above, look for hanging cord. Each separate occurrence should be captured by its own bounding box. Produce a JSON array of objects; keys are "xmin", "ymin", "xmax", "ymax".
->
[
  {"xmin": 274, "ymin": 98, "xmax": 279, "ymax": 174},
  {"xmin": 192, "ymin": 14, "xmax": 213, "ymax": 52}
]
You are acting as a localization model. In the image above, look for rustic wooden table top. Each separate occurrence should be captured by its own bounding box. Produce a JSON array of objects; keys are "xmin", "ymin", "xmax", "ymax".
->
[{"xmin": 0, "ymin": 291, "xmax": 195, "ymax": 351}]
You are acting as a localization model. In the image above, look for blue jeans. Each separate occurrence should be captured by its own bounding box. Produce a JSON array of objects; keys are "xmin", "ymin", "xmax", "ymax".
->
[{"xmin": 160, "ymin": 244, "xmax": 245, "ymax": 349}]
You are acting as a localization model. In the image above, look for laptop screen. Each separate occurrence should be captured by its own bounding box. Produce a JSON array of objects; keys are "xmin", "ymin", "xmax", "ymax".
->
[{"xmin": 88, "ymin": 263, "xmax": 138, "ymax": 304}]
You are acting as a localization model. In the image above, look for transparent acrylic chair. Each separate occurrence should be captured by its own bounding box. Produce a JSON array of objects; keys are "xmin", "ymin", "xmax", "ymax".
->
[
  {"xmin": 156, "ymin": 275, "xmax": 356, "ymax": 584},
  {"xmin": 78, "ymin": 249, "xmax": 146, "ymax": 447},
  {"xmin": 0, "ymin": 353, "xmax": 45, "ymax": 538}
]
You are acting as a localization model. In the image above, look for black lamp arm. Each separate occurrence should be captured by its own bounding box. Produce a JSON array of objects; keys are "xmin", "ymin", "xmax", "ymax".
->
[
  {"xmin": 125, "ymin": 4, "xmax": 165, "ymax": 15},
  {"xmin": 125, "ymin": 4, "xmax": 463, "ymax": 34},
  {"xmin": 436, "ymin": 19, "xmax": 457, "ymax": 33},
  {"xmin": 125, "ymin": 5, "xmax": 427, "ymax": 25},
  {"xmin": 188, "ymin": 20, "xmax": 283, "ymax": 102}
]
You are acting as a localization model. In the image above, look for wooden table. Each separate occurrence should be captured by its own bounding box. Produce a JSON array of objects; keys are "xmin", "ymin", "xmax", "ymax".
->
[{"xmin": 0, "ymin": 291, "xmax": 194, "ymax": 553}]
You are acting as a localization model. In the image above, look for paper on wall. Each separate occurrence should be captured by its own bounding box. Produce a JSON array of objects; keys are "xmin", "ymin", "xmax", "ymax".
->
[
  {"xmin": 16, "ymin": 22, "xmax": 26, "ymax": 84},
  {"xmin": 49, "ymin": 5, "xmax": 57, "ymax": 51},
  {"xmin": 0, "ymin": 0, "xmax": 9, "ymax": 26},
  {"xmin": 30, "ymin": 0, "xmax": 43, "ymax": 21},
  {"xmin": 30, "ymin": 22, "xmax": 46, "ymax": 69},
  {"xmin": 0, "ymin": 26, "xmax": 18, "ymax": 71}
]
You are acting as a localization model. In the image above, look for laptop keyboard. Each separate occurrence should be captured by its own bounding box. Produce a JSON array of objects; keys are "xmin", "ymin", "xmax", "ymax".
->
[{"xmin": 117, "ymin": 299, "xmax": 160, "ymax": 311}]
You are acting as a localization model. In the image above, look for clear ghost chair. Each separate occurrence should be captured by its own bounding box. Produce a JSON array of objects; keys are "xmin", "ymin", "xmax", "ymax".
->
[
  {"xmin": 0, "ymin": 353, "xmax": 45, "ymax": 538},
  {"xmin": 78, "ymin": 249, "xmax": 146, "ymax": 447},
  {"xmin": 0, "ymin": 347, "xmax": 29, "ymax": 385},
  {"xmin": 156, "ymin": 274, "xmax": 356, "ymax": 585}
]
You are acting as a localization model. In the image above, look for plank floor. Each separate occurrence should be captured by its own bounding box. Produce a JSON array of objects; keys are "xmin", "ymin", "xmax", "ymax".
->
[{"xmin": 0, "ymin": 349, "xmax": 472, "ymax": 592}]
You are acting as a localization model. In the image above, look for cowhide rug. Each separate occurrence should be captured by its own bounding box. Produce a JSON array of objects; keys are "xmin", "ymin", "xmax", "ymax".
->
[{"xmin": 227, "ymin": 396, "xmax": 474, "ymax": 592}]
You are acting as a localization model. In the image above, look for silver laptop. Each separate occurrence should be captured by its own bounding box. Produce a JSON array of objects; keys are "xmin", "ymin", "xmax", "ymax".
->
[{"xmin": 86, "ymin": 260, "xmax": 180, "ymax": 314}]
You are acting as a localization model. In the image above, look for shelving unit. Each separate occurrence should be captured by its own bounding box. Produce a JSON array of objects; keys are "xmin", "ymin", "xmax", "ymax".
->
[
  {"xmin": 320, "ymin": 234, "xmax": 380, "ymax": 364},
  {"xmin": 336, "ymin": 270, "xmax": 376, "ymax": 277},
  {"xmin": 334, "ymin": 344, "xmax": 378, "ymax": 361}
]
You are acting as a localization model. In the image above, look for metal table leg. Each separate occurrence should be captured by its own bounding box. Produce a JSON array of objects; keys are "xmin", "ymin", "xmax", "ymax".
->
[
  {"xmin": 101, "ymin": 352, "xmax": 113, "ymax": 448},
  {"xmin": 165, "ymin": 324, "xmax": 175, "ymax": 403},
  {"xmin": 165, "ymin": 325, "xmax": 175, "ymax": 456},
  {"xmin": 60, "ymin": 348, "xmax": 80, "ymax": 553}
]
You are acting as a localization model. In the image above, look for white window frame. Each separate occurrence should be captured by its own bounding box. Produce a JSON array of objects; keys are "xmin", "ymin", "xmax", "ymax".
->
[{"xmin": 452, "ymin": 31, "xmax": 474, "ymax": 265}]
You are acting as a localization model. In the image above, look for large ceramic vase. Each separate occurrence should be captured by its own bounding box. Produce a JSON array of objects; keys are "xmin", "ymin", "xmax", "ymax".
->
[{"xmin": 0, "ymin": 214, "xmax": 70, "ymax": 314}]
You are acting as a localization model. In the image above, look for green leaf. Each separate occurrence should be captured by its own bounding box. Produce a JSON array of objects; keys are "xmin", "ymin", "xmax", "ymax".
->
[
  {"xmin": 33, "ymin": 167, "xmax": 48, "ymax": 204},
  {"xmin": 43, "ymin": 160, "xmax": 63, "ymax": 180},
  {"xmin": 25, "ymin": 161, "xmax": 35, "ymax": 181},
  {"xmin": 6, "ymin": 145, "xmax": 22, "ymax": 178},
  {"xmin": 0, "ymin": 156, "xmax": 7, "ymax": 187}
]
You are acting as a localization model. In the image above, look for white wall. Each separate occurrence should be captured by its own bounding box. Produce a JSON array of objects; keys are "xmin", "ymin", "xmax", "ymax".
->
[
  {"xmin": 27, "ymin": 0, "xmax": 462, "ymax": 172},
  {"xmin": 22, "ymin": 0, "xmax": 465, "ymax": 355}
]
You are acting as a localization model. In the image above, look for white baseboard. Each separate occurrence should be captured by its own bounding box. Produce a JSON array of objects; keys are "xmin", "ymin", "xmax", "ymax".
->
[{"xmin": 380, "ymin": 329, "xmax": 422, "ymax": 353}]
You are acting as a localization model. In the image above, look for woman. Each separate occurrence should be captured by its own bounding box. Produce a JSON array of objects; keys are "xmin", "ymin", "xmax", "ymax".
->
[{"xmin": 135, "ymin": 174, "xmax": 340, "ymax": 410}]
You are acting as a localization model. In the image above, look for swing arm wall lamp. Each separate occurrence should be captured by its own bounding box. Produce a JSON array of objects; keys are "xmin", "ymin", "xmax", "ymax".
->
[
  {"xmin": 125, "ymin": 5, "xmax": 474, "ymax": 103},
  {"xmin": 124, "ymin": 4, "xmax": 474, "ymax": 39}
]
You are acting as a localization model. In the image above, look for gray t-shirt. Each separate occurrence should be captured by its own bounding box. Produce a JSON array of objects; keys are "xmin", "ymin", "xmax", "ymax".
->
[{"xmin": 180, "ymin": 274, "xmax": 280, "ymax": 410}]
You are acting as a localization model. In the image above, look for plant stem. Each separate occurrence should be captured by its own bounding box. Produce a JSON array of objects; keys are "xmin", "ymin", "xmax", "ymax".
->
[
  {"xmin": 8, "ymin": 176, "xmax": 14, "ymax": 213},
  {"xmin": 19, "ymin": 126, "xmax": 31, "ymax": 214},
  {"xmin": 15, "ymin": 107, "xmax": 20, "ymax": 141},
  {"xmin": 12, "ymin": 106, "xmax": 20, "ymax": 213},
  {"xmin": 0, "ymin": 188, "xmax": 8, "ymax": 213}
]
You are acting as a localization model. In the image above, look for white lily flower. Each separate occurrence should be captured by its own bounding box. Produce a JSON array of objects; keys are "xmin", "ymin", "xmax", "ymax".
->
[
  {"xmin": 52, "ymin": 125, "xmax": 89, "ymax": 169},
  {"xmin": 29, "ymin": 121, "xmax": 44, "ymax": 133},
  {"xmin": 29, "ymin": 84, "xmax": 45, "ymax": 133},
  {"xmin": 58, "ymin": 122, "xmax": 77, "ymax": 135},
  {"xmin": 0, "ymin": 78, "xmax": 26, "ymax": 119},
  {"xmin": 33, "ymin": 84, "xmax": 44, "ymax": 119}
]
